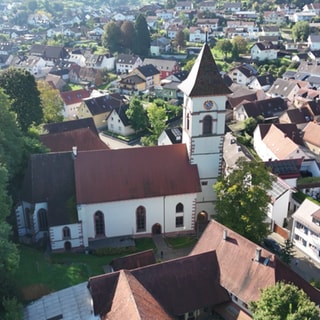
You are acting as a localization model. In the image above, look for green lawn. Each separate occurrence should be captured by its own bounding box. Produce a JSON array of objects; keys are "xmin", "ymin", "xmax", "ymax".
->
[{"xmin": 16, "ymin": 237, "xmax": 156, "ymax": 301}]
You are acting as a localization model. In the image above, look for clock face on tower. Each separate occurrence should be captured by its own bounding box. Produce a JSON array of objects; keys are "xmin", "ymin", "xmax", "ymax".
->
[{"xmin": 203, "ymin": 100, "xmax": 215, "ymax": 110}]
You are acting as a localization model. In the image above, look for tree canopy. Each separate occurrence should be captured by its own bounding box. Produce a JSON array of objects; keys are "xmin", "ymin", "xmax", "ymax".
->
[
  {"xmin": 133, "ymin": 14, "xmax": 151, "ymax": 58},
  {"xmin": 0, "ymin": 68, "xmax": 43, "ymax": 132},
  {"xmin": 37, "ymin": 80, "xmax": 64, "ymax": 124},
  {"xmin": 249, "ymin": 282, "xmax": 320, "ymax": 320},
  {"xmin": 292, "ymin": 21, "xmax": 310, "ymax": 42},
  {"xmin": 214, "ymin": 159, "xmax": 275, "ymax": 244},
  {"xmin": 215, "ymin": 39, "xmax": 233, "ymax": 58},
  {"xmin": 125, "ymin": 98, "xmax": 148, "ymax": 132},
  {"xmin": 102, "ymin": 21, "xmax": 122, "ymax": 53}
]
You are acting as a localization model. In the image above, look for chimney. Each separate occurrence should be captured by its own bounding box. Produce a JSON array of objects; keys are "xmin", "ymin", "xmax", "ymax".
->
[
  {"xmin": 223, "ymin": 229, "xmax": 228, "ymax": 240},
  {"xmin": 255, "ymin": 247, "xmax": 262, "ymax": 262},
  {"xmin": 72, "ymin": 146, "xmax": 77, "ymax": 158}
]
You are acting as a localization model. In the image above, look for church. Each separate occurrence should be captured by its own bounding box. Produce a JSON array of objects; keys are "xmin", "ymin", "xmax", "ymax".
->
[{"xmin": 15, "ymin": 42, "xmax": 232, "ymax": 252}]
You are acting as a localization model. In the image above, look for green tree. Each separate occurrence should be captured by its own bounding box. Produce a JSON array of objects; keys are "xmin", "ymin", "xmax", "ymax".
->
[
  {"xmin": 126, "ymin": 98, "xmax": 148, "ymax": 132},
  {"xmin": 215, "ymin": 39, "xmax": 233, "ymax": 58},
  {"xmin": 249, "ymin": 282, "xmax": 320, "ymax": 320},
  {"xmin": 0, "ymin": 68, "xmax": 43, "ymax": 132},
  {"xmin": 174, "ymin": 29, "xmax": 185, "ymax": 49},
  {"xmin": 120, "ymin": 20, "xmax": 135, "ymax": 52},
  {"xmin": 214, "ymin": 159, "xmax": 275, "ymax": 244},
  {"xmin": 133, "ymin": 14, "xmax": 151, "ymax": 58},
  {"xmin": 279, "ymin": 239, "xmax": 295, "ymax": 265},
  {"xmin": 292, "ymin": 21, "xmax": 310, "ymax": 42},
  {"xmin": 232, "ymin": 36, "xmax": 248, "ymax": 54},
  {"xmin": 102, "ymin": 21, "xmax": 122, "ymax": 53},
  {"xmin": 143, "ymin": 104, "xmax": 168, "ymax": 146},
  {"xmin": 37, "ymin": 80, "xmax": 64, "ymax": 123}
]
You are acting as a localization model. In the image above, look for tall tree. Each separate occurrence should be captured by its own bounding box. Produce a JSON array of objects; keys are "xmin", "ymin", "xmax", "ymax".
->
[
  {"xmin": 249, "ymin": 282, "xmax": 320, "ymax": 320},
  {"xmin": 133, "ymin": 14, "xmax": 151, "ymax": 58},
  {"xmin": 125, "ymin": 98, "xmax": 148, "ymax": 132},
  {"xmin": 37, "ymin": 80, "xmax": 64, "ymax": 123},
  {"xmin": 0, "ymin": 68, "xmax": 43, "ymax": 132},
  {"xmin": 174, "ymin": 29, "xmax": 185, "ymax": 49},
  {"xmin": 292, "ymin": 21, "xmax": 310, "ymax": 42},
  {"xmin": 215, "ymin": 39, "xmax": 233, "ymax": 59},
  {"xmin": 102, "ymin": 21, "xmax": 122, "ymax": 53},
  {"xmin": 214, "ymin": 159, "xmax": 275, "ymax": 244},
  {"xmin": 232, "ymin": 36, "xmax": 248, "ymax": 54},
  {"xmin": 279, "ymin": 239, "xmax": 295, "ymax": 265},
  {"xmin": 120, "ymin": 20, "xmax": 135, "ymax": 53}
]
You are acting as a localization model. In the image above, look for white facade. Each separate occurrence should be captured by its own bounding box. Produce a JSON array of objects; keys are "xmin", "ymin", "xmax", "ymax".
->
[
  {"xmin": 182, "ymin": 94, "xmax": 227, "ymax": 215},
  {"xmin": 107, "ymin": 108, "xmax": 135, "ymax": 137},
  {"xmin": 50, "ymin": 223, "xmax": 83, "ymax": 251},
  {"xmin": 77, "ymin": 194, "xmax": 197, "ymax": 248},
  {"xmin": 251, "ymin": 45, "xmax": 277, "ymax": 61},
  {"xmin": 292, "ymin": 199, "xmax": 320, "ymax": 264}
]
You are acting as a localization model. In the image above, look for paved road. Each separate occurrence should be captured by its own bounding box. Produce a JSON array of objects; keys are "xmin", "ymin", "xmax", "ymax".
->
[{"xmin": 270, "ymin": 233, "xmax": 320, "ymax": 282}]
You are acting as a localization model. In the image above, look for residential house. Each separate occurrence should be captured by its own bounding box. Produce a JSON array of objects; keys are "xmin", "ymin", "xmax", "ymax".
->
[
  {"xmin": 227, "ymin": 64, "xmax": 258, "ymax": 86},
  {"xmin": 133, "ymin": 64, "xmax": 161, "ymax": 90},
  {"xmin": 257, "ymin": 35, "xmax": 279, "ymax": 46},
  {"xmin": 155, "ymin": 9, "xmax": 175, "ymax": 20},
  {"xmin": 189, "ymin": 27, "xmax": 208, "ymax": 43},
  {"xmin": 279, "ymin": 106, "xmax": 314, "ymax": 128},
  {"xmin": 40, "ymin": 128, "xmax": 109, "ymax": 153},
  {"xmin": 88, "ymin": 219, "xmax": 320, "ymax": 319},
  {"xmin": 308, "ymin": 34, "xmax": 320, "ymax": 51},
  {"xmin": 29, "ymin": 44, "xmax": 69, "ymax": 66},
  {"xmin": 233, "ymin": 97, "xmax": 287, "ymax": 121},
  {"xmin": 302, "ymin": 121, "xmax": 320, "ymax": 155},
  {"xmin": 248, "ymin": 73, "xmax": 275, "ymax": 92},
  {"xmin": 198, "ymin": 1, "xmax": 217, "ymax": 12},
  {"xmin": 84, "ymin": 52, "xmax": 115, "ymax": 71},
  {"xmin": 143, "ymin": 58, "xmax": 180, "ymax": 80},
  {"xmin": 303, "ymin": 3, "xmax": 320, "ymax": 15},
  {"xmin": 297, "ymin": 60, "xmax": 320, "ymax": 77},
  {"xmin": 266, "ymin": 78, "xmax": 306, "ymax": 102},
  {"xmin": 68, "ymin": 51, "xmax": 86, "ymax": 67},
  {"xmin": 60, "ymin": 88, "xmax": 91, "ymax": 119},
  {"xmin": 115, "ymin": 53, "xmax": 143, "ymax": 74},
  {"xmin": 106, "ymin": 104, "xmax": 135, "ymax": 137},
  {"xmin": 260, "ymin": 25, "xmax": 281, "ymax": 37},
  {"xmin": 158, "ymin": 127, "xmax": 182, "ymax": 145},
  {"xmin": 292, "ymin": 198, "xmax": 320, "ymax": 264},
  {"xmin": 253, "ymin": 123, "xmax": 308, "ymax": 161},
  {"xmin": 175, "ymin": 1, "xmax": 193, "ymax": 11},
  {"xmin": 196, "ymin": 18, "xmax": 219, "ymax": 31},
  {"xmin": 150, "ymin": 37, "xmax": 171, "ymax": 56},
  {"xmin": 78, "ymin": 67, "xmax": 104, "ymax": 87},
  {"xmin": 118, "ymin": 74, "xmax": 146, "ymax": 94},
  {"xmin": 166, "ymin": 24, "xmax": 183, "ymax": 40},
  {"xmin": 307, "ymin": 50, "xmax": 320, "ymax": 62},
  {"xmin": 251, "ymin": 42, "xmax": 278, "ymax": 61},
  {"xmin": 9, "ymin": 55, "xmax": 48, "ymax": 78},
  {"xmin": 77, "ymin": 93, "xmax": 124, "ymax": 129},
  {"xmin": 289, "ymin": 11, "xmax": 316, "ymax": 23},
  {"xmin": 45, "ymin": 74, "xmax": 66, "ymax": 91},
  {"xmin": 223, "ymin": 2, "xmax": 242, "ymax": 12},
  {"xmin": 263, "ymin": 11, "xmax": 286, "ymax": 24},
  {"xmin": 293, "ymin": 88, "xmax": 320, "ymax": 108},
  {"xmin": 298, "ymin": 158, "xmax": 320, "ymax": 199},
  {"xmin": 87, "ymin": 27, "xmax": 104, "ymax": 40}
]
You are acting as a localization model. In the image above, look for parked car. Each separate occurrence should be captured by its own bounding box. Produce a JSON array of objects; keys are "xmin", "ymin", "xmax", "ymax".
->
[{"xmin": 263, "ymin": 238, "xmax": 281, "ymax": 254}]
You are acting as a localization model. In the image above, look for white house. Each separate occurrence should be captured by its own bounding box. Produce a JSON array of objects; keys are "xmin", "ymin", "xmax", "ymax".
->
[
  {"xmin": 115, "ymin": 53, "xmax": 143, "ymax": 74},
  {"xmin": 292, "ymin": 198, "xmax": 320, "ymax": 264},
  {"xmin": 251, "ymin": 42, "xmax": 278, "ymax": 61},
  {"xmin": 189, "ymin": 27, "xmax": 207, "ymax": 43},
  {"xmin": 308, "ymin": 34, "xmax": 320, "ymax": 51},
  {"xmin": 106, "ymin": 105, "xmax": 135, "ymax": 137}
]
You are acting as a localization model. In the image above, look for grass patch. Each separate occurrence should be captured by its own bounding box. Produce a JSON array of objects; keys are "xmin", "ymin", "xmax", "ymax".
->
[
  {"xmin": 135, "ymin": 237, "xmax": 157, "ymax": 251},
  {"xmin": 165, "ymin": 236, "xmax": 197, "ymax": 249}
]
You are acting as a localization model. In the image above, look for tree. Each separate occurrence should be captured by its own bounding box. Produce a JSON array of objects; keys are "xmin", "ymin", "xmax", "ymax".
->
[
  {"xmin": 249, "ymin": 282, "xmax": 320, "ymax": 320},
  {"xmin": 125, "ymin": 98, "xmax": 148, "ymax": 132},
  {"xmin": 142, "ymin": 104, "xmax": 168, "ymax": 146},
  {"xmin": 120, "ymin": 20, "xmax": 135, "ymax": 52},
  {"xmin": 37, "ymin": 80, "xmax": 64, "ymax": 123},
  {"xmin": 232, "ymin": 36, "xmax": 248, "ymax": 54},
  {"xmin": 215, "ymin": 39, "xmax": 233, "ymax": 59},
  {"xmin": 214, "ymin": 159, "xmax": 275, "ymax": 244},
  {"xmin": 0, "ymin": 68, "xmax": 43, "ymax": 132},
  {"xmin": 279, "ymin": 239, "xmax": 295, "ymax": 265},
  {"xmin": 174, "ymin": 29, "xmax": 185, "ymax": 49},
  {"xmin": 102, "ymin": 21, "xmax": 122, "ymax": 53},
  {"xmin": 133, "ymin": 14, "xmax": 151, "ymax": 58},
  {"xmin": 292, "ymin": 21, "xmax": 310, "ymax": 42}
]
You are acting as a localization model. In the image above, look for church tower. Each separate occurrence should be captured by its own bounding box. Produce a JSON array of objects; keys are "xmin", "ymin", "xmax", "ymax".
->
[{"xmin": 179, "ymin": 43, "xmax": 232, "ymax": 218}]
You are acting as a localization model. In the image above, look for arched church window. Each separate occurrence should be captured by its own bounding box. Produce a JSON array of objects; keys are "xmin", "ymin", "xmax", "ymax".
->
[
  {"xmin": 38, "ymin": 208, "xmax": 48, "ymax": 231},
  {"xmin": 63, "ymin": 226, "xmax": 71, "ymax": 239},
  {"xmin": 176, "ymin": 203, "xmax": 184, "ymax": 213},
  {"xmin": 94, "ymin": 211, "xmax": 105, "ymax": 236},
  {"xmin": 203, "ymin": 115, "xmax": 212, "ymax": 135},
  {"xmin": 186, "ymin": 113, "xmax": 190, "ymax": 130},
  {"xmin": 136, "ymin": 206, "xmax": 146, "ymax": 232}
]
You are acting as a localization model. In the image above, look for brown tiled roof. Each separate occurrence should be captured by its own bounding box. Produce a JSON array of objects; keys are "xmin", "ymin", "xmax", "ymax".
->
[
  {"xmin": 110, "ymin": 249, "xmax": 156, "ymax": 271},
  {"xmin": 191, "ymin": 220, "xmax": 320, "ymax": 305},
  {"xmin": 40, "ymin": 128, "xmax": 109, "ymax": 152},
  {"xmin": 88, "ymin": 251, "xmax": 230, "ymax": 318},
  {"xmin": 107, "ymin": 270, "xmax": 174, "ymax": 320},
  {"xmin": 303, "ymin": 121, "xmax": 320, "ymax": 147},
  {"xmin": 20, "ymin": 152, "xmax": 76, "ymax": 227},
  {"xmin": 43, "ymin": 118, "xmax": 98, "ymax": 135},
  {"xmin": 60, "ymin": 88, "xmax": 91, "ymax": 105},
  {"xmin": 74, "ymin": 144, "xmax": 201, "ymax": 204},
  {"xmin": 178, "ymin": 43, "xmax": 232, "ymax": 97}
]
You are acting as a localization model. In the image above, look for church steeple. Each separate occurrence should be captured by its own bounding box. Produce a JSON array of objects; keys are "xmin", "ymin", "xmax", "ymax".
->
[
  {"xmin": 178, "ymin": 43, "xmax": 231, "ymax": 97},
  {"xmin": 179, "ymin": 42, "xmax": 232, "ymax": 219}
]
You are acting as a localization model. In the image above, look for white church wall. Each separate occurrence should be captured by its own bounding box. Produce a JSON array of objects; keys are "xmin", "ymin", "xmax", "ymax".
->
[{"xmin": 50, "ymin": 223, "xmax": 83, "ymax": 251}]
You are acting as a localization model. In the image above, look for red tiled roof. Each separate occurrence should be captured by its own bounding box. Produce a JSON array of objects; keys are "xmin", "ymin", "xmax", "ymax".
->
[
  {"xmin": 40, "ymin": 128, "xmax": 109, "ymax": 152},
  {"xmin": 60, "ymin": 88, "xmax": 91, "ymax": 105},
  {"xmin": 303, "ymin": 121, "xmax": 320, "ymax": 147},
  {"xmin": 179, "ymin": 43, "xmax": 232, "ymax": 97},
  {"xmin": 74, "ymin": 144, "xmax": 201, "ymax": 204},
  {"xmin": 191, "ymin": 220, "xmax": 320, "ymax": 305}
]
